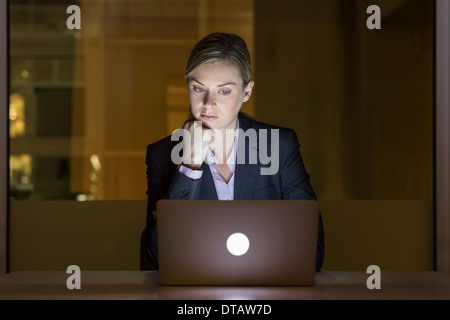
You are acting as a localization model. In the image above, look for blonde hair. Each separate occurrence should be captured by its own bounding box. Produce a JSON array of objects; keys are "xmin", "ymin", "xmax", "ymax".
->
[{"xmin": 185, "ymin": 32, "xmax": 252, "ymax": 87}]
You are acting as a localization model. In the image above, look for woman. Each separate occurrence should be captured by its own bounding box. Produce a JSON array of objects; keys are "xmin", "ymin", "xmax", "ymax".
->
[{"xmin": 144, "ymin": 32, "xmax": 324, "ymax": 271}]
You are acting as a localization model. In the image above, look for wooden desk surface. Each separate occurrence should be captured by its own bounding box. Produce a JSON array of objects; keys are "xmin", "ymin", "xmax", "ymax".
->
[{"xmin": 0, "ymin": 271, "xmax": 450, "ymax": 300}]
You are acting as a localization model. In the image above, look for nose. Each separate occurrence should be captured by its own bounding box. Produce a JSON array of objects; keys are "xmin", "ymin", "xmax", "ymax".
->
[{"xmin": 203, "ymin": 91, "xmax": 216, "ymax": 109}]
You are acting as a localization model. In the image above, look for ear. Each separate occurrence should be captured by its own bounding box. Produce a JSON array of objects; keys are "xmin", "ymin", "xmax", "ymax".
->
[{"xmin": 242, "ymin": 80, "xmax": 254, "ymax": 103}]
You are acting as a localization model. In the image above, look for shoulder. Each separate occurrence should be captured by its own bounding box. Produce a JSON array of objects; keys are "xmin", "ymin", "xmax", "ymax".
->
[
  {"xmin": 146, "ymin": 134, "xmax": 179, "ymax": 164},
  {"xmin": 147, "ymin": 134, "xmax": 175, "ymax": 151},
  {"xmin": 147, "ymin": 134, "xmax": 172, "ymax": 153},
  {"xmin": 239, "ymin": 114, "xmax": 298, "ymax": 144}
]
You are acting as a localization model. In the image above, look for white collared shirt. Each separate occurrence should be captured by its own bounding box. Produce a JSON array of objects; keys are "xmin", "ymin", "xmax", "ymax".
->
[{"xmin": 178, "ymin": 122, "xmax": 239, "ymax": 200}]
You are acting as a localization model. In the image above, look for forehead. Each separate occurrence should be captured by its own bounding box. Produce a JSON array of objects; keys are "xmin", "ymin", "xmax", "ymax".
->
[{"xmin": 189, "ymin": 60, "xmax": 243, "ymax": 84}]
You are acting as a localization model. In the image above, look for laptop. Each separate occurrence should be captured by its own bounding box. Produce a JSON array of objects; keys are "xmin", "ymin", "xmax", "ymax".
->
[{"xmin": 156, "ymin": 199, "xmax": 319, "ymax": 286}]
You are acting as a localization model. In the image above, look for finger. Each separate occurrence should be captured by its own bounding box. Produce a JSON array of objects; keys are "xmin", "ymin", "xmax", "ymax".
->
[
  {"xmin": 183, "ymin": 120, "xmax": 194, "ymax": 130},
  {"xmin": 203, "ymin": 128, "xmax": 214, "ymax": 143}
]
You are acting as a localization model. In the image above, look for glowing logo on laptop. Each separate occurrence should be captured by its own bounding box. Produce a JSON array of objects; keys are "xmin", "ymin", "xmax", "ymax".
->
[{"xmin": 226, "ymin": 233, "xmax": 250, "ymax": 256}]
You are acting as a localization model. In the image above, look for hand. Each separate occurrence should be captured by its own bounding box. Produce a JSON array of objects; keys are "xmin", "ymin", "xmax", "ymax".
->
[{"xmin": 181, "ymin": 121, "xmax": 214, "ymax": 169}]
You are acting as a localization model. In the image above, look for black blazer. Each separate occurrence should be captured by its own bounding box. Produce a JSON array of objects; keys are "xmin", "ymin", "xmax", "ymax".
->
[{"xmin": 145, "ymin": 114, "xmax": 325, "ymax": 271}]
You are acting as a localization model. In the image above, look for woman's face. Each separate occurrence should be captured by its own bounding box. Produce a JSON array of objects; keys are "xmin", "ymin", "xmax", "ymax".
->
[{"xmin": 187, "ymin": 60, "xmax": 254, "ymax": 130}]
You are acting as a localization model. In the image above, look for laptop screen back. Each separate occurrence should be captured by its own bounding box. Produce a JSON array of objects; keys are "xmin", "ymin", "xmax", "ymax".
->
[{"xmin": 157, "ymin": 200, "xmax": 319, "ymax": 286}]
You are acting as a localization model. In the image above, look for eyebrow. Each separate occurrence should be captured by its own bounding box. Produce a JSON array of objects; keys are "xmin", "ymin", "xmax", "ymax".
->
[{"xmin": 190, "ymin": 78, "xmax": 237, "ymax": 87}]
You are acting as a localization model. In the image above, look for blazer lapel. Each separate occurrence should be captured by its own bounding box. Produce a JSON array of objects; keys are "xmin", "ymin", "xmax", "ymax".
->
[
  {"xmin": 234, "ymin": 115, "xmax": 259, "ymax": 200},
  {"xmin": 199, "ymin": 162, "xmax": 218, "ymax": 199}
]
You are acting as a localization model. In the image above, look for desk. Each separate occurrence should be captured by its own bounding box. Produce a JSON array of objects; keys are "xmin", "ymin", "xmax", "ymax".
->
[{"xmin": 0, "ymin": 271, "xmax": 450, "ymax": 300}]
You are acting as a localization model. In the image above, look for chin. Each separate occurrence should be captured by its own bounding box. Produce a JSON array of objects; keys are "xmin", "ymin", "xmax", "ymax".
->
[{"xmin": 202, "ymin": 122, "xmax": 221, "ymax": 130}]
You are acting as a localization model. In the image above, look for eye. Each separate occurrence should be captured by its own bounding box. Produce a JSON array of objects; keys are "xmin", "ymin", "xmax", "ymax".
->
[
  {"xmin": 193, "ymin": 86, "xmax": 205, "ymax": 93},
  {"xmin": 219, "ymin": 90, "xmax": 231, "ymax": 95}
]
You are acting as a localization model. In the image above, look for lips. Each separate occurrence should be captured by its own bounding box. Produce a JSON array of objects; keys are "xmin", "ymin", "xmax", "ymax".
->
[{"xmin": 201, "ymin": 114, "xmax": 218, "ymax": 121}]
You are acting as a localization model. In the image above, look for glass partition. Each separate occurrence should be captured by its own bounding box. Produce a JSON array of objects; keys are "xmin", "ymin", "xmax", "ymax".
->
[{"xmin": 7, "ymin": 0, "xmax": 436, "ymax": 271}]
